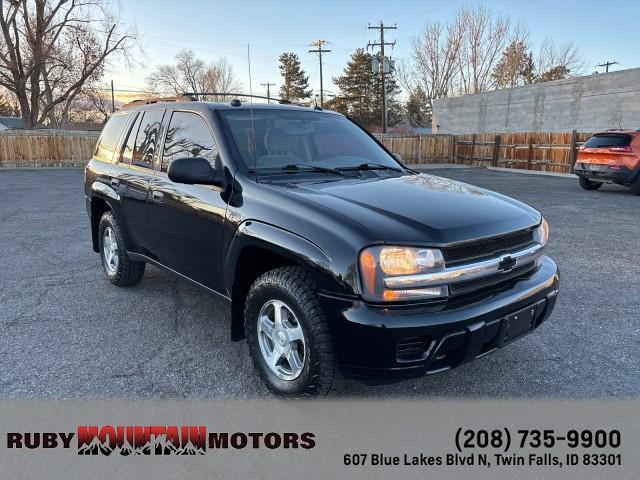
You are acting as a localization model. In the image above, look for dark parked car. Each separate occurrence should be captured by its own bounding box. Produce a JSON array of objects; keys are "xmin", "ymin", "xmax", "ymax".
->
[{"xmin": 84, "ymin": 95, "xmax": 559, "ymax": 397}]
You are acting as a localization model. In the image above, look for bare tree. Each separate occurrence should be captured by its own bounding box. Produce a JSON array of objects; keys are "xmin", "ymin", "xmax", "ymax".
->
[
  {"xmin": 0, "ymin": 0, "xmax": 136, "ymax": 128},
  {"xmin": 491, "ymin": 25, "xmax": 532, "ymax": 89},
  {"xmin": 71, "ymin": 81, "xmax": 112, "ymax": 122},
  {"xmin": 457, "ymin": 6, "xmax": 510, "ymax": 94},
  {"xmin": 536, "ymin": 38, "xmax": 584, "ymax": 81},
  {"xmin": 0, "ymin": 87, "xmax": 18, "ymax": 116},
  {"xmin": 147, "ymin": 49, "xmax": 241, "ymax": 101},
  {"xmin": 201, "ymin": 58, "xmax": 242, "ymax": 100},
  {"xmin": 400, "ymin": 14, "xmax": 465, "ymax": 122}
]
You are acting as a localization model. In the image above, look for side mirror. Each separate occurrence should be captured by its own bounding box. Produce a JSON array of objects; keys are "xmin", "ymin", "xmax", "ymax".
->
[
  {"xmin": 168, "ymin": 157, "xmax": 227, "ymax": 190},
  {"xmin": 393, "ymin": 153, "xmax": 403, "ymax": 162}
]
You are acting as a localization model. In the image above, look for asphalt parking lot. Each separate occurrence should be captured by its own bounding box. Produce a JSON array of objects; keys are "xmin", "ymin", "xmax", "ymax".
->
[{"xmin": 1, "ymin": 167, "xmax": 638, "ymax": 399}]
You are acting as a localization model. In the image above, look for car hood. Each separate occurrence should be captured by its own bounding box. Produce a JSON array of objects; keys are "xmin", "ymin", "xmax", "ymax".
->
[{"xmin": 270, "ymin": 173, "xmax": 541, "ymax": 245}]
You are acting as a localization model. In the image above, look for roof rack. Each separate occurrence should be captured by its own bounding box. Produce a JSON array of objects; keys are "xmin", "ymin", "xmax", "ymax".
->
[
  {"xmin": 121, "ymin": 92, "xmax": 321, "ymax": 110},
  {"xmin": 183, "ymin": 92, "xmax": 296, "ymax": 104},
  {"xmin": 122, "ymin": 95, "xmax": 195, "ymax": 109}
]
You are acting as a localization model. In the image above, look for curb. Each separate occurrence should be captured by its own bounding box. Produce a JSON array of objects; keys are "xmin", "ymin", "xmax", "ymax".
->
[
  {"xmin": 406, "ymin": 163, "xmax": 479, "ymax": 170},
  {"xmin": 406, "ymin": 163, "xmax": 577, "ymax": 179},
  {"xmin": 487, "ymin": 166, "xmax": 577, "ymax": 178}
]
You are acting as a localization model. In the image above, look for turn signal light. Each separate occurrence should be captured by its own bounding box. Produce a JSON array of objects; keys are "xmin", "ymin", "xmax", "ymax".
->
[{"xmin": 383, "ymin": 287, "xmax": 448, "ymax": 301}]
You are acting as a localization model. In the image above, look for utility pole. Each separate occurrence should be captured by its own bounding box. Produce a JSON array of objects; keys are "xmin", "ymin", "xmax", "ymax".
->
[
  {"xmin": 260, "ymin": 82, "xmax": 276, "ymax": 103},
  {"xmin": 309, "ymin": 40, "xmax": 331, "ymax": 107},
  {"xmin": 597, "ymin": 61, "xmax": 618, "ymax": 73},
  {"xmin": 367, "ymin": 22, "xmax": 396, "ymax": 133},
  {"xmin": 110, "ymin": 80, "xmax": 115, "ymax": 113}
]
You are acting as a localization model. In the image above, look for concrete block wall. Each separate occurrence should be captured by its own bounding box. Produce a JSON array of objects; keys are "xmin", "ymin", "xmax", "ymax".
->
[{"xmin": 432, "ymin": 68, "xmax": 640, "ymax": 134}]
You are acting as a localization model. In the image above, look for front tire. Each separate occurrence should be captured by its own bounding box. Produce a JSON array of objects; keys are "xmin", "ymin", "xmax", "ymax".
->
[
  {"xmin": 579, "ymin": 177, "xmax": 603, "ymax": 191},
  {"xmin": 98, "ymin": 211, "xmax": 145, "ymax": 286},
  {"xmin": 244, "ymin": 267, "xmax": 335, "ymax": 398}
]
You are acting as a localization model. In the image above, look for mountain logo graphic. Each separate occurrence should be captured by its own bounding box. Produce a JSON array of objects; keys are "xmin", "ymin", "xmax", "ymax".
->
[{"xmin": 77, "ymin": 426, "xmax": 207, "ymax": 456}]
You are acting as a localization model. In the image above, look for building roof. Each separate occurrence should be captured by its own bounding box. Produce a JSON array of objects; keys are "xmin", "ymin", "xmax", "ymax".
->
[{"xmin": 0, "ymin": 116, "xmax": 25, "ymax": 129}]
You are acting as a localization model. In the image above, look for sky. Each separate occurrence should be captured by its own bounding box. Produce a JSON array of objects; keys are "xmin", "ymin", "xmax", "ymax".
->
[{"xmin": 106, "ymin": 0, "xmax": 640, "ymax": 102}]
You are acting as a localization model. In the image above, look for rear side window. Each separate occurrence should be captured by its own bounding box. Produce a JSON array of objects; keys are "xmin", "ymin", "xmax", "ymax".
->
[
  {"xmin": 584, "ymin": 134, "xmax": 632, "ymax": 148},
  {"xmin": 94, "ymin": 113, "xmax": 130, "ymax": 162},
  {"xmin": 120, "ymin": 113, "xmax": 142, "ymax": 164},
  {"xmin": 161, "ymin": 111, "xmax": 219, "ymax": 172},
  {"xmin": 132, "ymin": 110, "xmax": 165, "ymax": 169}
]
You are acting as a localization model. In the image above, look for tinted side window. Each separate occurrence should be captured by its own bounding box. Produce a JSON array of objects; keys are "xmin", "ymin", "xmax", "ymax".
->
[
  {"xmin": 161, "ymin": 111, "xmax": 218, "ymax": 173},
  {"xmin": 94, "ymin": 113, "xmax": 130, "ymax": 162},
  {"xmin": 120, "ymin": 112, "xmax": 142, "ymax": 164},
  {"xmin": 132, "ymin": 110, "xmax": 165, "ymax": 169}
]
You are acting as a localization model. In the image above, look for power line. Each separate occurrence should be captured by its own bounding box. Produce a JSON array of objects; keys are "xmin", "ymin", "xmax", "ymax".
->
[
  {"xmin": 367, "ymin": 22, "xmax": 397, "ymax": 133},
  {"xmin": 309, "ymin": 40, "xmax": 331, "ymax": 108}
]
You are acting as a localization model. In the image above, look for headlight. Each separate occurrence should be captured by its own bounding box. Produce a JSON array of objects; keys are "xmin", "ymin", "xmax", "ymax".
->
[
  {"xmin": 533, "ymin": 217, "xmax": 549, "ymax": 246},
  {"xmin": 359, "ymin": 246, "xmax": 447, "ymax": 302}
]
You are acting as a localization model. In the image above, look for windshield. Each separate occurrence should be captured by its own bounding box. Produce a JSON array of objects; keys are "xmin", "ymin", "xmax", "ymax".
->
[{"xmin": 218, "ymin": 109, "xmax": 402, "ymax": 171}]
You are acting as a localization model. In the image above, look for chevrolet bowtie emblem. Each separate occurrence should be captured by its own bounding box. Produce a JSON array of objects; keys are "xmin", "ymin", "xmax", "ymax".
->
[{"xmin": 498, "ymin": 255, "xmax": 517, "ymax": 272}]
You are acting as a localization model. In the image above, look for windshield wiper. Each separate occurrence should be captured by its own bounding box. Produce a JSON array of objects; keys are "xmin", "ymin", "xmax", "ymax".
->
[
  {"xmin": 337, "ymin": 162, "xmax": 403, "ymax": 172},
  {"xmin": 280, "ymin": 164, "xmax": 344, "ymax": 175}
]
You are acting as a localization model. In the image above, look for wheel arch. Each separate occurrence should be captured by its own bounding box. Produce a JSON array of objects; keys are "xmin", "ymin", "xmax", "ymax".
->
[
  {"xmin": 225, "ymin": 221, "xmax": 338, "ymax": 341},
  {"xmin": 90, "ymin": 195, "xmax": 114, "ymax": 252}
]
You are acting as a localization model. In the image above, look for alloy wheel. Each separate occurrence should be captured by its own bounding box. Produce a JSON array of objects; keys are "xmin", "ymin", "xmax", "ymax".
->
[
  {"xmin": 257, "ymin": 299, "xmax": 307, "ymax": 381},
  {"xmin": 102, "ymin": 226, "xmax": 119, "ymax": 275}
]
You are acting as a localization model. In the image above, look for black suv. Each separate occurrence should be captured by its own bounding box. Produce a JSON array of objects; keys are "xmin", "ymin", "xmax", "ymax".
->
[{"xmin": 84, "ymin": 95, "xmax": 559, "ymax": 397}]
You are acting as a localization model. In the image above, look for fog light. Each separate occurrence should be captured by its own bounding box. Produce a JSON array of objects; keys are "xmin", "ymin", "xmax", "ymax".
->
[{"xmin": 382, "ymin": 286, "xmax": 448, "ymax": 301}]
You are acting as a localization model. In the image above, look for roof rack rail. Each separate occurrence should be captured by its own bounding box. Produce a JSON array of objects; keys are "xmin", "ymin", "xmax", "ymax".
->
[
  {"xmin": 122, "ymin": 94, "xmax": 195, "ymax": 109},
  {"xmin": 183, "ymin": 92, "xmax": 304, "ymax": 106}
]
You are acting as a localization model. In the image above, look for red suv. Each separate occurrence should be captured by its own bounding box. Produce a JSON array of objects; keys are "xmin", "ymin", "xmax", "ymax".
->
[{"xmin": 574, "ymin": 129, "xmax": 640, "ymax": 194}]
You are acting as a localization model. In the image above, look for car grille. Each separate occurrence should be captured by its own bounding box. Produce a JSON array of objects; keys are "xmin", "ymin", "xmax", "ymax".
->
[
  {"xmin": 449, "ymin": 261, "xmax": 537, "ymax": 296},
  {"xmin": 442, "ymin": 229, "xmax": 535, "ymax": 265}
]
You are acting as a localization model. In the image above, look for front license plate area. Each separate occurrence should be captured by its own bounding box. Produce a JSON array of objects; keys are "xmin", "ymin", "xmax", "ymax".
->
[{"xmin": 501, "ymin": 300, "xmax": 545, "ymax": 344}]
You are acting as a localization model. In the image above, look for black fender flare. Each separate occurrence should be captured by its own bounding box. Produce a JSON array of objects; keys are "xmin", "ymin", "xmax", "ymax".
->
[
  {"xmin": 224, "ymin": 220, "xmax": 354, "ymax": 341},
  {"xmin": 88, "ymin": 182, "xmax": 135, "ymax": 253},
  {"xmin": 224, "ymin": 220, "xmax": 339, "ymax": 295}
]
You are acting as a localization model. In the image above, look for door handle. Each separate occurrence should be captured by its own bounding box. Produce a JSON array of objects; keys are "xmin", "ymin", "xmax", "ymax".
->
[
  {"xmin": 110, "ymin": 178, "xmax": 119, "ymax": 188},
  {"xmin": 152, "ymin": 190, "xmax": 164, "ymax": 203}
]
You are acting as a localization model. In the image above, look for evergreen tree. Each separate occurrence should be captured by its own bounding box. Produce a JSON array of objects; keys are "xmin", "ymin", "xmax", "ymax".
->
[
  {"xmin": 491, "ymin": 40, "xmax": 531, "ymax": 89},
  {"xmin": 521, "ymin": 51, "xmax": 536, "ymax": 84},
  {"xmin": 537, "ymin": 65, "xmax": 570, "ymax": 82},
  {"xmin": 278, "ymin": 53, "xmax": 312, "ymax": 104},
  {"xmin": 405, "ymin": 86, "xmax": 430, "ymax": 127},
  {"xmin": 332, "ymin": 49, "xmax": 401, "ymax": 129}
]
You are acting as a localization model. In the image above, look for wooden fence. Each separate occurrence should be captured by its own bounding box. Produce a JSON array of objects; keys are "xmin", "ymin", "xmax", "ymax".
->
[
  {"xmin": 0, "ymin": 130, "xmax": 99, "ymax": 168},
  {"xmin": 376, "ymin": 131, "xmax": 593, "ymax": 174},
  {"xmin": 0, "ymin": 129, "xmax": 590, "ymax": 173}
]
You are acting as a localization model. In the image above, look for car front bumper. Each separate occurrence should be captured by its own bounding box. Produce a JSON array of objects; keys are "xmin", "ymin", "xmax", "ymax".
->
[
  {"xmin": 574, "ymin": 164, "xmax": 639, "ymax": 184},
  {"xmin": 320, "ymin": 256, "xmax": 559, "ymax": 380}
]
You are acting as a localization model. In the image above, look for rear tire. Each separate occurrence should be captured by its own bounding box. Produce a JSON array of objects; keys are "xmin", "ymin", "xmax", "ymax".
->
[
  {"xmin": 579, "ymin": 177, "xmax": 603, "ymax": 191},
  {"xmin": 98, "ymin": 211, "xmax": 145, "ymax": 286},
  {"xmin": 244, "ymin": 266, "xmax": 335, "ymax": 398}
]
